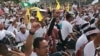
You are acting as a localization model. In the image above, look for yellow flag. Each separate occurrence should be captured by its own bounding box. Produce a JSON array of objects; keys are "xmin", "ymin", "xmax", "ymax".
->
[
  {"xmin": 36, "ymin": 9, "xmax": 43, "ymax": 21},
  {"xmin": 30, "ymin": 7, "xmax": 38, "ymax": 10},
  {"xmin": 26, "ymin": 8, "xmax": 30, "ymax": 23},
  {"xmin": 30, "ymin": 7, "xmax": 43, "ymax": 21},
  {"xmin": 66, "ymin": 3, "xmax": 70, "ymax": 12},
  {"xmin": 56, "ymin": 0, "xmax": 60, "ymax": 10}
]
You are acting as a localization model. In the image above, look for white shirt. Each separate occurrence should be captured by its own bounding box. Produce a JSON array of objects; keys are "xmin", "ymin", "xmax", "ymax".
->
[
  {"xmin": 75, "ymin": 34, "xmax": 88, "ymax": 53},
  {"xmin": 0, "ymin": 29, "xmax": 15, "ymax": 40},
  {"xmin": 74, "ymin": 15, "xmax": 87, "ymax": 25},
  {"xmin": 16, "ymin": 22, "xmax": 22, "ymax": 31},
  {"xmin": 7, "ymin": 24, "xmax": 17, "ymax": 33},
  {"xmin": 5, "ymin": 18, "xmax": 11, "ymax": 28},
  {"xmin": 0, "ymin": 30, "xmax": 7, "ymax": 40},
  {"xmin": 0, "ymin": 18, "xmax": 5, "ymax": 23},
  {"xmin": 34, "ymin": 27, "xmax": 47, "ymax": 38},
  {"xmin": 89, "ymin": 12, "xmax": 94, "ymax": 19},
  {"xmin": 16, "ymin": 30, "xmax": 29, "ymax": 42},
  {"xmin": 61, "ymin": 20, "xmax": 73, "ymax": 40},
  {"xmin": 31, "ymin": 52, "xmax": 37, "ymax": 56},
  {"xmin": 84, "ymin": 41, "xmax": 96, "ymax": 56},
  {"xmin": 4, "ymin": 7, "xmax": 9, "ymax": 14}
]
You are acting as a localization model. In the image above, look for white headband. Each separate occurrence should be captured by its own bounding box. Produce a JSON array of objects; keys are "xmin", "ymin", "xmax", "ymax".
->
[{"xmin": 85, "ymin": 29, "xmax": 100, "ymax": 36}]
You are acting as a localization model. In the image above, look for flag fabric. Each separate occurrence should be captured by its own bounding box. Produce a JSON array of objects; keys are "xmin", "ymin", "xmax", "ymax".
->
[
  {"xmin": 21, "ymin": 2, "xmax": 32, "ymax": 8},
  {"xmin": 66, "ymin": 3, "xmax": 70, "ymax": 12},
  {"xmin": 26, "ymin": 8, "xmax": 31, "ymax": 23},
  {"xmin": 56, "ymin": 0, "xmax": 60, "ymax": 10},
  {"xmin": 30, "ymin": 7, "xmax": 38, "ymax": 10},
  {"xmin": 36, "ymin": 8, "xmax": 43, "ymax": 21}
]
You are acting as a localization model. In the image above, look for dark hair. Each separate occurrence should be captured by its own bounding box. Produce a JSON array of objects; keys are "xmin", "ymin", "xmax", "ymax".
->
[
  {"xmin": 20, "ymin": 18, "xmax": 24, "ymax": 22},
  {"xmin": 90, "ymin": 19, "xmax": 95, "ymax": 25},
  {"xmin": 33, "ymin": 37, "xmax": 45, "ymax": 49},
  {"xmin": 66, "ymin": 13, "xmax": 73, "ymax": 20},
  {"xmin": 0, "ymin": 43, "xmax": 8, "ymax": 55}
]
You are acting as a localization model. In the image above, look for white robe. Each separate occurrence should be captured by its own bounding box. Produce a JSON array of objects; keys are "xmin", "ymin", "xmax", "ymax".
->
[
  {"xmin": 84, "ymin": 41, "xmax": 97, "ymax": 56},
  {"xmin": 61, "ymin": 20, "xmax": 73, "ymax": 40},
  {"xmin": 75, "ymin": 34, "xmax": 88, "ymax": 53}
]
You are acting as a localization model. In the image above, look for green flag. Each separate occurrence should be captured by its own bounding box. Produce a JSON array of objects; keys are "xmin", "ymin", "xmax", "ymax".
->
[{"xmin": 21, "ymin": 2, "xmax": 32, "ymax": 8}]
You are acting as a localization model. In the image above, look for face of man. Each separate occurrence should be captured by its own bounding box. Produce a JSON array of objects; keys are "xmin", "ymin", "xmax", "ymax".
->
[
  {"xmin": 85, "ymin": 17, "xmax": 91, "ymax": 22},
  {"xmin": 36, "ymin": 40, "xmax": 49, "ymax": 56},
  {"xmin": 0, "ymin": 23, "xmax": 4, "ymax": 30},
  {"xmin": 56, "ymin": 17, "xmax": 60, "ymax": 24},
  {"xmin": 96, "ymin": 19, "xmax": 100, "ymax": 26},
  {"xmin": 69, "ymin": 17, "xmax": 74, "ymax": 22},
  {"xmin": 20, "ymin": 27, "xmax": 26, "ymax": 34},
  {"xmin": 96, "ymin": 32, "xmax": 100, "ymax": 40}
]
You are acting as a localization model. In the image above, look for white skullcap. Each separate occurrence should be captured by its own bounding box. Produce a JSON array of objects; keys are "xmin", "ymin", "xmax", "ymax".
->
[
  {"xmin": 69, "ymin": 11, "xmax": 75, "ymax": 17},
  {"xmin": 20, "ymin": 24, "xmax": 26, "ymax": 28},
  {"xmin": 85, "ymin": 28, "xmax": 100, "ymax": 36},
  {"xmin": 30, "ymin": 16, "xmax": 35, "ymax": 20}
]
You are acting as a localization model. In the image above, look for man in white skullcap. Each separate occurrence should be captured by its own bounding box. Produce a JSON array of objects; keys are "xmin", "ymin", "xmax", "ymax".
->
[
  {"xmin": 82, "ymin": 15, "xmax": 91, "ymax": 22},
  {"xmin": 0, "ymin": 20, "xmax": 16, "ymax": 52},
  {"xmin": 73, "ymin": 13, "xmax": 87, "ymax": 25},
  {"xmin": 75, "ymin": 23, "xmax": 90, "ymax": 56},
  {"xmin": 16, "ymin": 24, "xmax": 29, "ymax": 43},
  {"xmin": 7, "ymin": 16, "xmax": 18, "ymax": 34},
  {"xmin": 27, "ymin": 16, "xmax": 36, "ymax": 30},
  {"xmin": 84, "ymin": 28, "xmax": 100, "ymax": 56}
]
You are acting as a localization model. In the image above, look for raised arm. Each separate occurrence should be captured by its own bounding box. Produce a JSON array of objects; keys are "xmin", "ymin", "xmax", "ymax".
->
[{"xmin": 24, "ymin": 22, "xmax": 40, "ymax": 56}]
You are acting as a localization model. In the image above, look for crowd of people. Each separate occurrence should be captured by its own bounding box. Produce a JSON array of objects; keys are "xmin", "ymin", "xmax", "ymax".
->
[{"xmin": 0, "ymin": 1, "xmax": 100, "ymax": 56}]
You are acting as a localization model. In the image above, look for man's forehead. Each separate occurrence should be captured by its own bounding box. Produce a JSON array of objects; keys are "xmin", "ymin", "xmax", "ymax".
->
[
  {"xmin": 38, "ymin": 40, "xmax": 48, "ymax": 48},
  {"xmin": 40, "ymin": 40, "xmax": 48, "ymax": 45},
  {"xmin": 42, "ymin": 40, "xmax": 48, "ymax": 43}
]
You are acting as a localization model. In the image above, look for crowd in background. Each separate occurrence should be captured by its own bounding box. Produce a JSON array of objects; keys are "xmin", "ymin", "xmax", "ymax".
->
[{"xmin": 0, "ymin": 1, "xmax": 100, "ymax": 56}]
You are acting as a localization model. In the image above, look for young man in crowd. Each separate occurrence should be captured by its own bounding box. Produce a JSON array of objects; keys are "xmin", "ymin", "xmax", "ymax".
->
[
  {"xmin": 75, "ymin": 23, "xmax": 89, "ymax": 56},
  {"xmin": 24, "ymin": 9, "xmax": 70, "ymax": 56},
  {"xmin": 84, "ymin": 28, "xmax": 100, "ymax": 56},
  {"xmin": 25, "ymin": 22, "xmax": 70, "ymax": 56}
]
